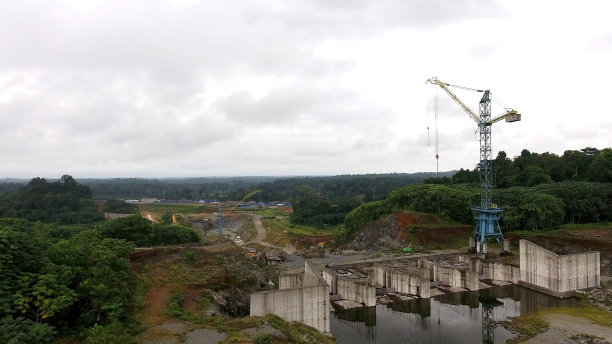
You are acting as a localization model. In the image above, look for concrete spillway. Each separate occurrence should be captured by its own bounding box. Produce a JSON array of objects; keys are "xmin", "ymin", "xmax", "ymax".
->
[{"xmin": 251, "ymin": 240, "xmax": 600, "ymax": 333}]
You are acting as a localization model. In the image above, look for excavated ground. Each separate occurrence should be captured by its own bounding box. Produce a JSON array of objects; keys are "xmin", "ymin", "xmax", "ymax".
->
[
  {"xmin": 347, "ymin": 211, "xmax": 472, "ymax": 251},
  {"xmin": 131, "ymin": 240, "xmax": 283, "ymax": 343}
]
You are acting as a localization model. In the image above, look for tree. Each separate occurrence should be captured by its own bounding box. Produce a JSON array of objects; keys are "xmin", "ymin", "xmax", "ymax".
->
[
  {"xmin": 493, "ymin": 151, "xmax": 513, "ymax": 187},
  {"xmin": 524, "ymin": 166, "xmax": 553, "ymax": 186},
  {"xmin": 588, "ymin": 148, "xmax": 612, "ymax": 183},
  {"xmin": 13, "ymin": 264, "xmax": 77, "ymax": 323},
  {"xmin": 0, "ymin": 316, "xmax": 56, "ymax": 344}
]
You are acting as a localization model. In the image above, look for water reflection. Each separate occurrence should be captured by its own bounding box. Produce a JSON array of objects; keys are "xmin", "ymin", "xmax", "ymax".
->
[{"xmin": 331, "ymin": 284, "xmax": 578, "ymax": 344}]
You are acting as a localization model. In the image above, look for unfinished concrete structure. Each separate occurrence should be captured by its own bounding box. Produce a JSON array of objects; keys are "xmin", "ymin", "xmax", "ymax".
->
[
  {"xmin": 250, "ymin": 260, "xmax": 330, "ymax": 332},
  {"xmin": 372, "ymin": 259, "xmax": 431, "ymax": 297},
  {"xmin": 480, "ymin": 257, "xmax": 521, "ymax": 283},
  {"xmin": 519, "ymin": 239, "xmax": 600, "ymax": 297},
  {"xmin": 323, "ymin": 253, "xmax": 492, "ymax": 306},
  {"xmin": 322, "ymin": 266, "xmax": 376, "ymax": 307}
]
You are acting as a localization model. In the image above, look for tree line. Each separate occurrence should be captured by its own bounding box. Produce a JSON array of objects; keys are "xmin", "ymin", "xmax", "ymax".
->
[
  {"xmin": 338, "ymin": 181, "xmax": 611, "ymax": 243},
  {"xmin": 430, "ymin": 147, "xmax": 612, "ymax": 186},
  {"xmin": 0, "ymin": 176, "xmax": 201, "ymax": 343},
  {"xmin": 334, "ymin": 147, "xmax": 611, "ymax": 242}
]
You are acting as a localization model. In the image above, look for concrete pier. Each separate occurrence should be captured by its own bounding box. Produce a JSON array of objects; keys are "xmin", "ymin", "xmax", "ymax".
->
[
  {"xmin": 519, "ymin": 239, "xmax": 600, "ymax": 297},
  {"xmin": 250, "ymin": 260, "xmax": 330, "ymax": 332}
]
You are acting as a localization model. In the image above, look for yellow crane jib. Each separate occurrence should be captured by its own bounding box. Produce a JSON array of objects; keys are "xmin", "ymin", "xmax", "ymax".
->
[
  {"xmin": 426, "ymin": 77, "xmax": 521, "ymax": 126},
  {"xmin": 240, "ymin": 189, "xmax": 262, "ymax": 202},
  {"xmin": 426, "ymin": 77, "xmax": 482, "ymax": 125}
]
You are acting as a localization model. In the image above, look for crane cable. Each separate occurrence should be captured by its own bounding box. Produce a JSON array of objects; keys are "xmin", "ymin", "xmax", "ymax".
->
[
  {"xmin": 444, "ymin": 82, "xmax": 484, "ymax": 93},
  {"xmin": 435, "ymin": 88, "xmax": 439, "ymax": 178},
  {"xmin": 491, "ymin": 92, "xmax": 513, "ymax": 112}
]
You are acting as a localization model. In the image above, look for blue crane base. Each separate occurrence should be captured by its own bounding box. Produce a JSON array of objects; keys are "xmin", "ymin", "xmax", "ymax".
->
[{"xmin": 472, "ymin": 207, "xmax": 504, "ymax": 249}]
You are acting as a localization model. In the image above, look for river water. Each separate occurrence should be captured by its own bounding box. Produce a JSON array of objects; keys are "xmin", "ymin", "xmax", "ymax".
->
[{"xmin": 331, "ymin": 284, "xmax": 577, "ymax": 344}]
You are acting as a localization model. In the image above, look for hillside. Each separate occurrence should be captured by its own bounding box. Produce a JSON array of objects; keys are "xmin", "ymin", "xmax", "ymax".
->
[{"xmin": 346, "ymin": 210, "xmax": 472, "ymax": 251}]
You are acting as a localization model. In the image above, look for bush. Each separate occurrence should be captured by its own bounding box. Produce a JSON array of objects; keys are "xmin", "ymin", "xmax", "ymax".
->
[{"xmin": 0, "ymin": 316, "xmax": 56, "ymax": 344}]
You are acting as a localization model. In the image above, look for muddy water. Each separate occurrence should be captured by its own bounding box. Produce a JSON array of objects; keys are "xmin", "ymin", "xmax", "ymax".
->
[{"xmin": 331, "ymin": 284, "xmax": 577, "ymax": 344}]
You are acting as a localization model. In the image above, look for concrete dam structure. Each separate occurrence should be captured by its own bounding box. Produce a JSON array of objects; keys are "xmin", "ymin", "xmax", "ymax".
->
[
  {"xmin": 251, "ymin": 240, "xmax": 600, "ymax": 333},
  {"xmin": 250, "ymin": 260, "xmax": 331, "ymax": 333}
]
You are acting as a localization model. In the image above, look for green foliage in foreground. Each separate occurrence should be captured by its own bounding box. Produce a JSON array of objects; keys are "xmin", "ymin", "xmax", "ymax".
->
[
  {"xmin": 0, "ymin": 219, "xmax": 145, "ymax": 343},
  {"xmin": 338, "ymin": 181, "xmax": 612, "ymax": 242}
]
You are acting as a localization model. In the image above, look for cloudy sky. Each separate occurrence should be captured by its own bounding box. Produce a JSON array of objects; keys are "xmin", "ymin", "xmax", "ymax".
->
[{"xmin": 1, "ymin": 0, "xmax": 610, "ymax": 178}]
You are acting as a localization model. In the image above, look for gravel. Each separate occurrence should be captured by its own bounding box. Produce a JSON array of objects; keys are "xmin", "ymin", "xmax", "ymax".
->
[{"xmin": 183, "ymin": 329, "xmax": 227, "ymax": 344}]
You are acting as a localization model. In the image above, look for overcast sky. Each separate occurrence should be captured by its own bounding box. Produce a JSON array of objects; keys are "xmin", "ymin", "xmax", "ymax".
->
[{"xmin": 1, "ymin": 0, "xmax": 610, "ymax": 178}]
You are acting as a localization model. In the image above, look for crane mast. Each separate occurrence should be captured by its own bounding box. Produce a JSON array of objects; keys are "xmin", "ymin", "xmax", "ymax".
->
[{"xmin": 426, "ymin": 77, "xmax": 521, "ymax": 252}]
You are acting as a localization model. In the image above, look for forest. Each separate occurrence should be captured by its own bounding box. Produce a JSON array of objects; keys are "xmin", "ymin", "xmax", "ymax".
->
[
  {"xmin": 0, "ymin": 176, "xmax": 201, "ymax": 343},
  {"xmin": 0, "ymin": 173, "xmax": 450, "ymax": 202},
  {"xmin": 336, "ymin": 147, "xmax": 611, "ymax": 242}
]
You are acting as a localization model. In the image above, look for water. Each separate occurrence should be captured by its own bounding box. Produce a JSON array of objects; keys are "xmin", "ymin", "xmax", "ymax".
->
[{"xmin": 331, "ymin": 284, "xmax": 577, "ymax": 344}]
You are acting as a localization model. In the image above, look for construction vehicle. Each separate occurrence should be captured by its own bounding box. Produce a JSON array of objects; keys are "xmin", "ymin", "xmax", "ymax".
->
[{"xmin": 426, "ymin": 77, "xmax": 521, "ymax": 252}]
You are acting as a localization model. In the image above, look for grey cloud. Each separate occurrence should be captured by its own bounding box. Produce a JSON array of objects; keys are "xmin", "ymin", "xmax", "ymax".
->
[
  {"xmin": 213, "ymin": 84, "xmax": 390, "ymax": 128},
  {"xmin": 213, "ymin": 87, "xmax": 314, "ymax": 123},
  {"xmin": 265, "ymin": 0, "xmax": 505, "ymax": 39}
]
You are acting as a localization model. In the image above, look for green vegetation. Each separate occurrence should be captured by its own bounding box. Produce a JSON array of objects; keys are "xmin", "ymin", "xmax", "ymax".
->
[
  {"xmin": 290, "ymin": 186, "xmax": 361, "ymax": 228},
  {"xmin": 262, "ymin": 217, "xmax": 332, "ymax": 249},
  {"xmin": 98, "ymin": 216, "xmax": 201, "ymax": 247},
  {"xmin": 0, "ymin": 220, "xmax": 145, "ymax": 343},
  {"xmin": 0, "ymin": 175, "xmax": 103, "ymax": 224},
  {"xmin": 430, "ymin": 147, "xmax": 612, "ymax": 187},
  {"xmin": 102, "ymin": 199, "xmax": 139, "ymax": 215},
  {"xmin": 338, "ymin": 180, "xmax": 611, "ymax": 243},
  {"xmin": 502, "ymin": 280, "xmax": 612, "ymax": 343},
  {"xmin": 0, "ymin": 176, "xmax": 205, "ymax": 343},
  {"xmin": 139, "ymin": 203, "xmax": 212, "ymax": 215},
  {"xmin": 162, "ymin": 290, "xmax": 335, "ymax": 344},
  {"xmin": 501, "ymin": 313, "xmax": 549, "ymax": 344}
]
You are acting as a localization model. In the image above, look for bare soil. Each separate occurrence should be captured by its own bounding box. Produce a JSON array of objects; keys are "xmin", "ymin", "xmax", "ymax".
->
[
  {"xmin": 347, "ymin": 211, "xmax": 472, "ymax": 251},
  {"xmin": 132, "ymin": 240, "xmax": 279, "ymax": 343},
  {"xmin": 505, "ymin": 229, "xmax": 612, "ymax": 275},
  {"xmin": 523, "ymin": 314, "xmax": 612, "ymax": 344}
]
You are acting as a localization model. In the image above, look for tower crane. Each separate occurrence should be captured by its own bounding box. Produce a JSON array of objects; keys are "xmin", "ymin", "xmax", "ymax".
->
[
  {"xmin": 426, "ymin": 77, "xmax": 521, "ymax": 251},
  {"xmin": 240, "ymin": 189, "xmax": 261, "ymax": 203}
]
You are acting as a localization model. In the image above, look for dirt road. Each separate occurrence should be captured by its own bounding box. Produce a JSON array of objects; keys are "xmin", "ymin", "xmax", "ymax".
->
[{"xmin": 246, "ymin": 214, "xmax": 295, "ymax": 254}]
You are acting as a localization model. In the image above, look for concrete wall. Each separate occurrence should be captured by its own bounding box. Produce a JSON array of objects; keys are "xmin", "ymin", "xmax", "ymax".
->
[
  {"xmin": 251, "ymin": 260, "xmax": 330, "ymax": 333},
  {"xmin": 321, "ymin": 269, "xmax": 336, "ymax": 294},
  {"xmin": 336, "ymin": 279, "xmax": 376, "ymax": 307},
  {"xmin": 519, "ymin": 239, "xmax": 600, "ymax": 297},
  {"xmin": 250, "ymin": 285, "xmax": 330, "ymax": 332},
  {"xmin": 558, "ymin": 251, "xmax": 600, "ymax": 292},
  {"xmin": 388, "ymin": 271, "xmax": 430, "ymax": 298},
  {"xmin": 481, "ymin": 261, "xmax": 521, "ymax": 283},
  {"xmin": 279, "ymin": 272, "xmax": 304, "ymax": 290}
]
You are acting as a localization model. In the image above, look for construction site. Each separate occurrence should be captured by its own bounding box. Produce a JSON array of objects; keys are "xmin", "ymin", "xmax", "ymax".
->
[
  {"xmin": 248, "ymin": 76, "xmax": 609, "ymax": 343},
  {"xmin": 124, "ymin": 76, "xmax": 611, "ymax": 344},
  {"xmin": 250, "ymin": 239, "xmax": 601, "ymax": 331}
]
